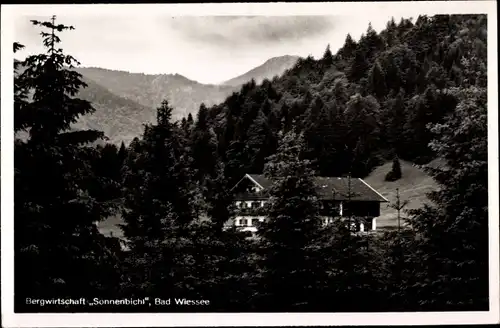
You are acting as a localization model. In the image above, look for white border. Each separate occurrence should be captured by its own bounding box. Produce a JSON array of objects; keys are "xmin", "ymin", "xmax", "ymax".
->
[
  {"xmin": 0, "ymin": 1, "xmax": 497, "ymax": 16},
  {"xmin": 1, "ymin": 1, "xmax": 499, "ymax": 327}
]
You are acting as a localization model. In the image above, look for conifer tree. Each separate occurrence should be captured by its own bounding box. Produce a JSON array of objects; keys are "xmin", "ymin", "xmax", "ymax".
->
[
  {"xmin": 190, "ymin": 104, "xmax": 234, "ymax": 231},
  {"xmin": 385, "ymin": 156, "xmax": 402, "ymax": 181},
  {"xmin": 349, "ymin": 41, "xmax": 370, "ymax": 83},
  {"xmin": 280, "ymin": 102, "xmax": 294, "ymax": 133},
  {"xmin": 14, "ymin": 16, "xmax": 121, "ymax": 310},
  {"xmin": 91, "ymin": 143, "xmax": 124, "ymax": 202},
  {"xmin": 382, "ymin": 89, "xmax": 406, "ymax": 154},
  {"xmin": 339, "ymin": 33, "xmax": 357, "ymax": 60},
  {"xmin": 344, "ymin": 94, "xmax": 381, "ymax": 177},
  {"xmin": 319, "ymin": 172, "xmax": 381, "ymax": 311},
  {"xmin": 383, "ymin": 17, "xmax": 399, "ymax": 47},
  {"xmin": 14, "ymin": 43, "xmax": 30, "ymax": 131},
  {"xmin": 402, "ymin": 85, "xmax": 454, "ymax": 162},
  {"xmin": 191, "ymin": 103, "xmax": 217, "ymax": 183},
  {"xmin": 16, "ymin": 17, "xmax": 103, "ymax": 142},
  {"xmin": 407, "ymin": 85, "xmax": 488, "ymax": 310},
  {"xmin": 245, "ymin": 109, "xmax": 277, "ymax": 173},
  {"xmin": 376, "ymin": 224, "xmax": 416, "ymax": 311},
  {"xmin": 389, "ymin": 188, "xmax": 409, "ymax": 232},
  {"xmin": 301, "ymin": 97, "xmax": 347, "ymax": 176},
  {"xmin": 187, "ymin": 112, "xmax": 194, "ymax": 126},
  {"xmin": 120, "ymin": 100, "xmax": 201, "ymax": 300},
  {"xmin": 188, "ymin": 160, "xmax": 257, "ymax": 311},
  {"xmin": 369, "ymin": 60, "xmax": 387, "ymax": 99},
  {"xmin": 322, "ymin": 44, "xmax": 334, "ymax": 67},
  {"xmin": 256, "ymin": 131, "xmax": 325, "ymax": 311},
  {"xmin": 117, "ymin": 141, "xmax": 127, "ymax": 163},
  {"xmin": 365, "ymin": 23, "xmax": 385, "ymax": 55}
]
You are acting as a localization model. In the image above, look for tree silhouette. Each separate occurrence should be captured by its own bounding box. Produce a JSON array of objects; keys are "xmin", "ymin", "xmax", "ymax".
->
[
  {"xmin": 256, "ymin": 131, "xmax": 325, "ymax": 311},
  {"xmin": 388, "ymin": 188, "xmax": 409, "ymax": 232},
  {"xmin": 14, "ymin": 16, "xmax": 121, "ymax": 311},
  {"xmin": 385, "ymin": 156, "xmax": 403, "ymax": 181}
]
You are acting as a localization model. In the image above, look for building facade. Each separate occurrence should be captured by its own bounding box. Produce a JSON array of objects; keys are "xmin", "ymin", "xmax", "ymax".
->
[{"xmin": 231, "ymin": 174, "xmax": 389, "ymax": 234}]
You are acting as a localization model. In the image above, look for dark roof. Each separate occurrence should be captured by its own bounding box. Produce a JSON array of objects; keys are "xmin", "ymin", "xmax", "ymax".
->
[
  {"xmin": 234, "ymin": 174, "xmax": 388, "ymax": 202},
  {"xmin": 314, "ymin": 176, "xmax": 388, "ymax": 202}
]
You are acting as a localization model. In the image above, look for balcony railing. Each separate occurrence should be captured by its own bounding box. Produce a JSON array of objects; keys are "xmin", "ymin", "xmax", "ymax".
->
[
  {"xmin": 235, "ymin": 208, "xmax": 361, "ymax": 217},
  {"xmin": 235, "ymin": 207, "xmax": 267, "ymax": 216}
]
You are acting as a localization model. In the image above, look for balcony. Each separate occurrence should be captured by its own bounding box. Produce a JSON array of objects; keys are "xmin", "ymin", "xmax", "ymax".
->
[{"xmin": 235, "ymin": 207, "xmax": 267, "ymax": 216}]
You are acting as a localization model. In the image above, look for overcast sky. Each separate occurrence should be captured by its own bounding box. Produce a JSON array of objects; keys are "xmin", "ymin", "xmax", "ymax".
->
[{"xmin": 14, "ymin": 14, "xmax": 414, "ymax": 84}]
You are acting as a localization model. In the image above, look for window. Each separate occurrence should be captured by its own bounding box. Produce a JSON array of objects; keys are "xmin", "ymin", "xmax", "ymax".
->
[
  {"xmin": 240, "ymin": 219, "xmax": 248, "ymax": 226},
  {"xmin": 251, "ymin": 201, "xmax": 261, "ymax": 209}
]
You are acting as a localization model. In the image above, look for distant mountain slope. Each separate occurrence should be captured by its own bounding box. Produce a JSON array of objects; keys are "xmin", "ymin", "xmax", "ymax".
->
[
  {"xmin": 74, "ymin": 67, "xmax": 237, "ymax": 121},
  {"xmin": 14, "ymin": 63, "xmax": 152, "ymax": 145},
  {"xmin": 222, "ymin": 55, "xmax": 301, "ymax": 87},
  {"xmin": 74, "ymin": 77, "xmax": 155, "ymax": 145}
]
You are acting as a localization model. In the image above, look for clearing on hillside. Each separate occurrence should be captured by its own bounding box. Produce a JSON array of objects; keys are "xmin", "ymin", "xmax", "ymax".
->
[{"xmin": 363, "ymin": 159, "xmax": 441, "ymax": 230}]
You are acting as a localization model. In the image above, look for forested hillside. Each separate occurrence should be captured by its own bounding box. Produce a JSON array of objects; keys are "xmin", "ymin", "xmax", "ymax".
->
[
  {"xmin": 13, "ymin": 14, "xmax": 488, "ymax": 313},
  {"xmin": 188, "ymin": 15, "xmax": 486, "ymax": 184}
]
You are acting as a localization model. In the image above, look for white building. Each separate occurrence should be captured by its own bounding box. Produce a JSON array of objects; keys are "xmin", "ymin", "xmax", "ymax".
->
[{"xmin": 230, "ymin": 173, "xmax": 389, "ymax": 234}]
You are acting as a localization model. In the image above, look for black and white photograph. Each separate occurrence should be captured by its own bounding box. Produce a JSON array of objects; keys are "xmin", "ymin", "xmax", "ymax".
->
[{"xmin": 1, "ymin": 1, "xmax": 499, "ymax": 326}]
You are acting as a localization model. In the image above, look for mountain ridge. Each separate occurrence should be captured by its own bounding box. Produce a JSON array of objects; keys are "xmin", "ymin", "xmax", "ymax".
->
[
  {"xmin": 73, "ymin": 66, "xmax": 237, "ymax": 122},
  {"xmin": 70, "ymin": 55, "xmax": 300, "ymax": 144},
  {"xmin": 222, "ymin": 55, "xmax": 301, "ymax": 87},
  {"xmin": 15, "ymin": 55, "xmax": 304, "ymax": 145},
  {"xmin": 77, "ymin": 66, "xmax": 221, "ymax": 87}
]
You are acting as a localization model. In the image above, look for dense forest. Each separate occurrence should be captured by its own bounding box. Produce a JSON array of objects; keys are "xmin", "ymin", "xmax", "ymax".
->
[{"xmin": 13, "ymin": 14, "xmax": 488, "ymax": 312}]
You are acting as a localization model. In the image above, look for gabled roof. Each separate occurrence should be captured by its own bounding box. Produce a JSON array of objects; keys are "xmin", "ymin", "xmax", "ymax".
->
[
  {"xmin": 233, "ymin": 174, "xmax": 388, "ymax": 202},
  {"xmin": 313, "ymin": 176, "xmax": 389, "ymax": 202},
  {"xmin": 246, "ymin": 174, "xmax": 273, "ymax": 189}
]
